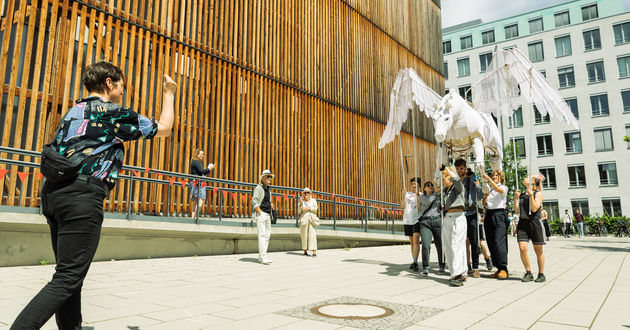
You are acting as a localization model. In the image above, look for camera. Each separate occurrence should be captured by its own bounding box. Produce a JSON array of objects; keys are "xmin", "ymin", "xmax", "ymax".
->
[{"xmin": 466, "ymin": 168, "xmax": 473, "ymax": 176}]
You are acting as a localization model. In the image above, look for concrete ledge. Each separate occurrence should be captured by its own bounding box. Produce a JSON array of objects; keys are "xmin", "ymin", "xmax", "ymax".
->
[{"xmin": 0, "ymin": 212, "xmax": 407, "ymax": 266}]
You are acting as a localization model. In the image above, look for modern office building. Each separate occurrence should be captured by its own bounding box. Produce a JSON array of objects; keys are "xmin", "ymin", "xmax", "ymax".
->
[{"xmin": 443, "ymin": 0, "xmax": 630, "ymax": 219}]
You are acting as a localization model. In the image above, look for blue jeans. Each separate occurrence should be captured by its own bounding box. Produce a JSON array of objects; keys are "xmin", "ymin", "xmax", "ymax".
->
[
  {"xmin": 419, "ymin": 216, "xmax": 445, "ymax": 269},
  {"xmin": 577, "ymin": 222, "xmax": 584, "ymax": 237}
]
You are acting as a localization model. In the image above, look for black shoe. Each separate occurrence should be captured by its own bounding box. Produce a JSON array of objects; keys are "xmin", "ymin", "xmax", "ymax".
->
[
  {"xmin": 534, "ymin": 273, "xmax": 546, "ymax": 283},
  {"xmin": 467, "ymin": 263, "xmax": 473, "ymax": 272},
  {"xmin": 312, "ymin": 254, "xmax": 317, "ymax": 257},
  {"xmin": 521, "ymin": 272, "xmax": 534, "ymax": 282},
  {"xmin": 422, "ymin": 268, "xmax": 429, "ymax": 276},
  {"xmin": 409, "ymin": 262, "xmax": 419, "ymax": 271},
  {"xmin": 303, "ymin": 251, "xmax": 310, "ymax": 256},
  {"xmin": 438, "ymin": 266, "xmax": 446, "ymax": 275},
  {"xmin": 485, "ymin": 258, "xmax": 493, "ymax": 271}
]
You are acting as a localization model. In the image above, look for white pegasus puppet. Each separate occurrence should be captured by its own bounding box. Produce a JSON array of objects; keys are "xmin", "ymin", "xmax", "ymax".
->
[
  {"xmin": 433, "ymin": 90, "xmax": 503, "ymax": 173},
  {"xmin": 378, "ymin": 68, "xmax": 503, "ymax": 177}
]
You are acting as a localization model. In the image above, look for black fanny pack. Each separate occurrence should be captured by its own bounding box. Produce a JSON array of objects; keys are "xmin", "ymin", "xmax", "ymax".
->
[{"xmin": 40, "ymin": 144, "xmax": 82, "ymax": 184}]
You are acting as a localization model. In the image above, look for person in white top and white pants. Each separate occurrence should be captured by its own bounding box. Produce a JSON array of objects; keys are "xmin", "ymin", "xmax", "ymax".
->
[{"xmin": 562, "ymin": 209, "xmax": 572, "ymax": 237}]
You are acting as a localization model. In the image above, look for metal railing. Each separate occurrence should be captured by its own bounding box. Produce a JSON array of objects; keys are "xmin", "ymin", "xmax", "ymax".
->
[{"xmin": 0, "ymin": 146, "xmax": 403, "ymax": 234}]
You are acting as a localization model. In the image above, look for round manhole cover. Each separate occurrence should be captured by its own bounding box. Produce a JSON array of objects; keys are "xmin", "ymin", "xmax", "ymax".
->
[{"xmin": 310, "ymin": 303, "xmax": 394, "ymax": 320}]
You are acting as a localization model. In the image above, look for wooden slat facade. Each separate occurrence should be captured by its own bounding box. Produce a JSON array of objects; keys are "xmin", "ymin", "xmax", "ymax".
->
[{"xmin": 0, "ymin": 0, "xmax": 443, "ymax": 217}]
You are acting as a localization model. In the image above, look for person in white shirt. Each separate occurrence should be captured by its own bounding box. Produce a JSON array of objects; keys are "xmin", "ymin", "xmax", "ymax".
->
[
  {"xmin": 482, "ymin": 170, "xmax": 509, "ymax": 280},
  {"xmin": 562, "ymin": 209, "xmax": 572, "ymax": 238},
  {"xmin": 401, "ymin": 177, "xmax": 421, "ymax": 272},
  {"xmin": 299, "ymin": 187, "xmax": 319, "ymax": 256}
]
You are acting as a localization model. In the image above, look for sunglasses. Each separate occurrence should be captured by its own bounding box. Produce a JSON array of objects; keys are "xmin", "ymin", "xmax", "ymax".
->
[{"xmin": 265, "ymin": 176, "xmax": 273, "ymax": 179}]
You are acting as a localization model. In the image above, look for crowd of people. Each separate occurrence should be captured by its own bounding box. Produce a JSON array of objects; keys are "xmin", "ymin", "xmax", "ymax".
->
[{"xmin": 401, "ymin": 159, "xmax": 550, "ymax": 287}]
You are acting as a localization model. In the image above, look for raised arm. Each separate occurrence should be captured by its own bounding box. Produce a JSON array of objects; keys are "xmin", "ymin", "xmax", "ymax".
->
[{"xmin": 156, "ymin": 75, "xmax": 177, "ymax": 137}]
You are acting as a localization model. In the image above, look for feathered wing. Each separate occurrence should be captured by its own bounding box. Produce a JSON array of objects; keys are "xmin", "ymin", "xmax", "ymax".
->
[
  {"xmin": 472, "ymin": 49, "xmax": 578, "ymax": 129},
  {"xmin": 378, "ymin": 68, "xmax": 442, "ymax": 149}
]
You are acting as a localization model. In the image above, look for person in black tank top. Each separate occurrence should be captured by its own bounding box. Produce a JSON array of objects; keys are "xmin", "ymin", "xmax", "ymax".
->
[
  {"xmin": 513, "ymin": 175, "xmax": 546, "ymax": 283},
  {"xmin": 189, "ymin": 149, "xmax": 215, "ymax": 218}
]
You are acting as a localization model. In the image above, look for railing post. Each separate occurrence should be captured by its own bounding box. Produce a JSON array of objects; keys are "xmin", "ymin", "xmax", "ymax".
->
[
  {"xmin": 127, "ymin": 171, "xmax": 135, "ymax": 220},
  {"xmin": 295, "ymin": 193, "xmax": 299, "ymax": 228},
  {"xmin": 166, "ymin": 184, "xmax": 171, "ymax": 217},
  {"xmin": 364, "ymin": 203, "xmax": 368, "ymax": 232},
  {"xmin": 333, "ymin": 196, "xmax": 337, "ymax": 230},
  {"xmin": 219, "ymin": 190, "xmax": 223, "ymax": 221},
  {"xmin": 195, "ymin": 177, "xmax": 201, "ymax": 224},
  {"xmin": 392, "ymin": 212, "xmax": 395, "ymax": 234}
]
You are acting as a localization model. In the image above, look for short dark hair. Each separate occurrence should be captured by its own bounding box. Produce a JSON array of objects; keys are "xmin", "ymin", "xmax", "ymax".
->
[
  {"xmin": 82, "ymin": 61, "xmax": 125, "ymax": 93},
  {"xmin": 454, "ymin": 159, "xmax": 467, "ymax": 167},
  {"xmin": 410, "ymin": 177, "xmax": 420, "ymax": 184}
]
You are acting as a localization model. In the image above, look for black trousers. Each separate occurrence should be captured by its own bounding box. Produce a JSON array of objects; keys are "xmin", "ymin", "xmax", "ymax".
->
[
  {"xmin": 11, "ymin": 179, "xmax": 107, "ymax": 330},
  {"xmin": 484, "ymin": 209, "xmax": 509, "ymax": 272},
  {"xmin": 466, "ymin": 213, "xmax": 479, "ymax": 269}
]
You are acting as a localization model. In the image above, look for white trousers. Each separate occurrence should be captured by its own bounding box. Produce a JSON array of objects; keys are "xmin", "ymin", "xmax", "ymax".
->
[
  {"xmin": 442, "ymin": 211, "xmax": 468, "ymax": 278},
  {"xmin": 300, "ymin": 221, "xmax": 318, "ymax": 251},
  {"xmin": 256, "ymin": 212, "xmax": 271, "ymax": 260}
]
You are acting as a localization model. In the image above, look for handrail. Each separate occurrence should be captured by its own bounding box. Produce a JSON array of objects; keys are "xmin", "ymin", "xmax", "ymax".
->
[{"xmin": 0, "ymin": 146, "xmax": 403, "ymax": 233}]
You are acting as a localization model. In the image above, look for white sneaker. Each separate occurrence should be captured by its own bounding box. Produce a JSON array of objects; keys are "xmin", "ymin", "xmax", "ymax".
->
[{"xmin": 262, "ymin": 258, "xmax": 273, "ymax": 264}]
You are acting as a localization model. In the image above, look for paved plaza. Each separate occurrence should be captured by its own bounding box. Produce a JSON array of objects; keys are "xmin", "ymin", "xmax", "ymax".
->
[{"xmin": 1, "ymin": 236, "xmax": 628, "ymax": 329}]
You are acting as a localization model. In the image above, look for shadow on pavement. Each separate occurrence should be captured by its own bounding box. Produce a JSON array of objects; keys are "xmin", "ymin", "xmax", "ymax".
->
[
  {"xmin": 571, "ymin": 245, "xmax": 630, "ymax": 252},
  {"xmin": 239, "ymin": 257, "xmax": 260, "ymax": 263}
]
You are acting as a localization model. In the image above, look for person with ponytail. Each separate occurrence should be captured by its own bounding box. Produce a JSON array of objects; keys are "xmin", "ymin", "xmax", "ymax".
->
[{"xmin": 189, "ymin": 149, "xmax": 215, "ymax": 218}]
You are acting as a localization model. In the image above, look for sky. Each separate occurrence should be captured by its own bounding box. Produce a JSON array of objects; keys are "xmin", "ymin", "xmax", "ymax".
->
[{"xmin": 441, "ymin": 0, "xmax": 630, "ymax": 28}]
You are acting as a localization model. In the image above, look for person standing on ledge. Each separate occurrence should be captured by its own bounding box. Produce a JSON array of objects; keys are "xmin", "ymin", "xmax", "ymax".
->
[
  {"xmin": 189, "ymin": 149, "xmax": 215, "ymax": 218},
  {"xmin": 12, "ymin": 61, "xmax": 177, "ymax": 330},
  {"xmin": 252, "ymin": 169, "xmax": 276, "ymax": 264}
]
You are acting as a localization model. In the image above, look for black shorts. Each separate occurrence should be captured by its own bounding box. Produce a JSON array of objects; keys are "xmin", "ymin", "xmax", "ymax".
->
[
  {"xmin": 517, "ymin": 218, "xmax": 546, "ymax": 245},
  {"xmin": 404, "ymin": 222, "xmax": 421, "ymax": 236}
]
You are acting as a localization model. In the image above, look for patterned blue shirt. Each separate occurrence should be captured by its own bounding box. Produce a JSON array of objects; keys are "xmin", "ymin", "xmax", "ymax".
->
[{"xmin": 52, "ymin": 96, "xmax": 158, "ymax": 190}]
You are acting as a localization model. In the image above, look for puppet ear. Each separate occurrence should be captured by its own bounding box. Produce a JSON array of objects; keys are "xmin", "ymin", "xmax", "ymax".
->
[{"xmin": 445, "ymin": 102, "xmax": 453, "ymax": 110}]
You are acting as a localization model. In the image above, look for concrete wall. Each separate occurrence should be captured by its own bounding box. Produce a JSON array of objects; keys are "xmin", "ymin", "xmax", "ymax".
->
[{"xmin": 0, "ymin": 212, "xmax": 407, "ymax": 267}]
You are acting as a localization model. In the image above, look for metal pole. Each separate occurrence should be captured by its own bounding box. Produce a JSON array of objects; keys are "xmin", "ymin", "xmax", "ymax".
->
[
  {"xmin": 398, "ymin": 134, "xmax": 406, "ymax": 187},
  {"xmin": 166, "ymin": 184, "xmax": 171, "ymax": 217},
  {"xmin": 127, "ymin": 172, "xmax": 134, "ymax": 219},
  {"xmin": 195, "ymin": 177, "xmax": 201, "ymax": 224},
  {"xmin": 411, "ymin": 108, "xmax": 418, "ymax": 182},
  {"xmin": 506, "ymin": 64, "xmax": 520, "ymax": 191},
  {"xmin": 333, "ymin": 196, "xmax": 337, "ymax": 230},
  {"xmin": 364, "ymin": 203, "xmax": 368, "ymax": 233},
  {"xmin": 219, "ymin": 191, "xmax": 223, "ymax": 221}
]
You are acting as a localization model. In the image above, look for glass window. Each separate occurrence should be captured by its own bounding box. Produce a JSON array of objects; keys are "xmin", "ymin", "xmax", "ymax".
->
[
  {"xmin": 590, "ymin": 94, "xmax": 609, "ymax": 116},
  {"xmin": 444, "ymin": 62, "xmax": 448, "ymax": 80},
  {"xmin": 540, "ymin": 70, "xmax": 547, "ymax": 78},
  {"xmin": 586, "ymin": 61, "xmax": 606, "ymax": 83},
  {"xmin": 509, "ymin": 107, "xmax": 523, "ymax": 128},
  {"xmin": 618, "ymin": 55, "xmax": 630, "ymax": 78},
  {"xmin": 537, "ymin": 134, "xmax": 553, "ymax": 156},
  {"xmin": 539, "ymin": 167, "xmax": 557, "ymax": 189},
  {"xmin": 581, "ymin": 4, "xmax": 598, "ymax": 21},
  {"xmin": 457, "ymin": 58, "xmax": 470, "ymax": 77},
  {"xmin": 482, "ymin": 30, "xmax": 495, "ymax": 45},
  {"xmin": 594, "ymin": 127, "xmax": 614, "ymax": 151},
  {"xmin": 614, "ymin": 22, "xmax": 630, "ymax": 44},
  {"xmin": 529, "ymin": 18, "xmax": 544, "ymax": 33},
  {"xmin": 534, "ymin": 107, "xmax": 551, "ymax": 124},
  {"xmin": 443, "ymin": 41, "xmax": 452, "ymax": 54},
  {"xmin": 571, "ymin": 200, "xmax": 590, "ymax": 216},
  {"xmin": 565, "ymin": 98, "xmax": 579, "ymax": 118},
  {"xmin": 479, "ymin": 53, "xmax": 493, "ymax": 73},
  {"xmin": 602, "ymin": 198, "xmax": 622, "ymax": 216},
  {"xmin": 623, "ymin": 90, "xmax": 630, "ymax": 112},
  {"xmin": 528, "ymin": 41, "xmax": 544, "ymax": 62},
  {"xmin": 555, "ymin": 11, "xmax": 570, "ymax": 27},
  {"xmin": 583, "ymin": 29, "xmax": 601, "ymax": 50},
  {"xmin": 565, "ymin": 131, "xmax": 583, "ymax": 153},
  {"xmin": 555, "ymin": 35, "xmax": 572, "ymax": 57},
  {"xmin": 568, "ymin": 165, "xmax": 586, "ymax": 188},
  {"xmin": 511, "ymin": 137, "xmax": 526, "ymax": 158},
  {"xmin": 542, "ymin": 201, "xmax": 560, "ymax": 220},
  {"xmin": 626, "ymin": 124, "xmax": 630, "ymax": 148},
  {"xmin": 460, "ymin": 35, "xmax": 473, "ymax": 50},
  {"xmin": 505, "ymin": 24, "xmax": 519, "ymax": 39},
  {"xmin": 598, "ymin": 162, "xmax": 618, "ymax": 186},
  {"xmin": 558, "ymin": 66, "xmax": 575, "ymax": 88},
  {"xmin": 458, "ymin": 85, "xmax": 472, "ymax": 102}
]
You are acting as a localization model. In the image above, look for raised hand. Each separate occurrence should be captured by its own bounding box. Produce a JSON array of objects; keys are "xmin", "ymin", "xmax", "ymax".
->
[{"xmin": 163, "ymin": 74, "xmax": 177, "ymax": 94}]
